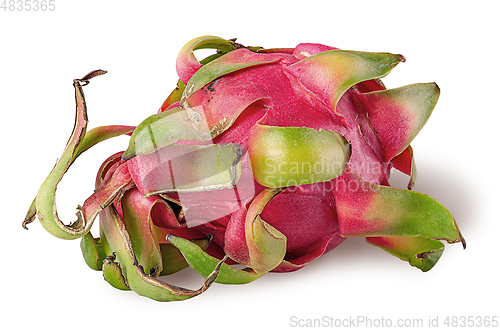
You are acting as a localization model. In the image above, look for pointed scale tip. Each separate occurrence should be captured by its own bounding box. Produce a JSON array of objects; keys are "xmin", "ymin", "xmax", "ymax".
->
[
  {"xmin": 76, "ymin": 69, "xmax": 108, "ymax": 84},
  {"xmin": 166, "ymin": 233, "xmax": 173, "ymax": 242},
  {"xmin": 22, "ymin": 218, "xmax": 33, "ymax": 230},
  {"xmin": 121, "ymin": 150, "xmax": 133, "ymax": 161},
  {"xmin": 453, "ymin": 220, "xmax": 466, "ymax": 249},
  {"xmin": 22, "ymin": 199, "xmax": 37, "ymax": 230},
  {"xmin": 434, "ymin": 82, "xmax": 441, "ymax": 93},
  {"xmin": 460, "ymin": 233, "xmax": 467, "ymax": 249}
]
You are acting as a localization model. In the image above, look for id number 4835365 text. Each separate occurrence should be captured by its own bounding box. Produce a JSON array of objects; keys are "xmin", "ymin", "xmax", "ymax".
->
[{"xmin": 1, "ymin": 0, "xmax": 55, "ymax": 11}]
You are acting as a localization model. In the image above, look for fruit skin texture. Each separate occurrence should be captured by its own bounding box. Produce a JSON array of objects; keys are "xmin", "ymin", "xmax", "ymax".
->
[{"xmin": 24, "ymin": 36, "xmax": 465, "ymax": 301}]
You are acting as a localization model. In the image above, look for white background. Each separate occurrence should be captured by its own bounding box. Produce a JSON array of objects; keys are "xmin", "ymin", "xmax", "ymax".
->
[{"xmin": 2, "ymin": 1, "xmax": 498, "ymax": 330}]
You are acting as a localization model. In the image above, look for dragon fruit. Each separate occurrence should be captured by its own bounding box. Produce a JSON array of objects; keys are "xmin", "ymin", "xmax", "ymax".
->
[{"xmin": 24, "ymin": 36, "xmax": 465, "ymax": 301}]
